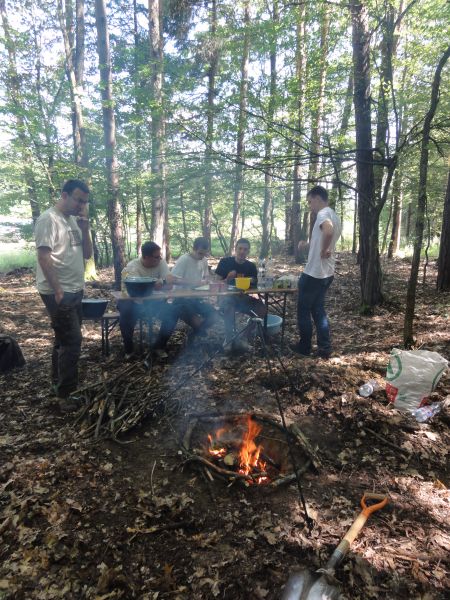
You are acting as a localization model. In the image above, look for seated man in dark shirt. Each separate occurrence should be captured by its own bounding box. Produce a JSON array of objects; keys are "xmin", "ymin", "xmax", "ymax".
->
[{"xmin": 215, "ymin": 238, "xmax": 266, "ymax": 352}]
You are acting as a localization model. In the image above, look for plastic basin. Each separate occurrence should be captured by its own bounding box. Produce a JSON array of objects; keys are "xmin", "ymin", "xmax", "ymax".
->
[
  {"xmin": 82, "ymin": 299, "xmax": 109, "ymax": 319},
  {"xmin": 266, "ymin": 313, "xmax": 283, "ymax": 335},
  {"xmin": 124, "ymin": 277, "xmax": 157, "ymax": 298}
]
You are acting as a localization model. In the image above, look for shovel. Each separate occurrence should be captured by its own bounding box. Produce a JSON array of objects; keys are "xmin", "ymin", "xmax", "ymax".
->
[{"xmin": 281, "ymin": 492, "xmax": 389, "ymax": 600}]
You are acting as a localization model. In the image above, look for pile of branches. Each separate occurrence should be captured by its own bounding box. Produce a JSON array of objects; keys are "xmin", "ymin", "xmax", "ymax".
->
[{"xmin": 72, "ymin": 361, "xmax": 178, "ymax": 440}]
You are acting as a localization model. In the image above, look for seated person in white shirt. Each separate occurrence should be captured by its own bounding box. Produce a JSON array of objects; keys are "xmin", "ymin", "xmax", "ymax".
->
[
  {"xmin": 171, "ymin": 237, "xmax": 217, "ymax": 336},
  {"xmin": 118, "ymin": 241, "xmax": 180, "ymax": 358}
]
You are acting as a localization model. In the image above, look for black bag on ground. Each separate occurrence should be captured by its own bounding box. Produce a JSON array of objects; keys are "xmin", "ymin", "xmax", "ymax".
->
[{"xmin": 0, "ymin": 334, "xmax": 26, "ymax": 373}]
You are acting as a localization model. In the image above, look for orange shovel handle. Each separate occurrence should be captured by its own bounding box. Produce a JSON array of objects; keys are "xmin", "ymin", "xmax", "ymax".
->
[{"xmin": 361, "ymin": 492, "xmax": 389, "ymax": 516}]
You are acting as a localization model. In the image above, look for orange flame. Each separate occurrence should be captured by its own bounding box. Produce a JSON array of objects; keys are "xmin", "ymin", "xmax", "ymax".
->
[{"xmin": 239, "ymin": 416, "xmax": 265, "ymax": 477}]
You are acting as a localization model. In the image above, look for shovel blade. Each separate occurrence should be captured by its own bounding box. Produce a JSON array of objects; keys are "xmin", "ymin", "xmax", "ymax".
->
[{"xmin": 281, "ymin": 571, "xmax": 341, "ymax": 600}]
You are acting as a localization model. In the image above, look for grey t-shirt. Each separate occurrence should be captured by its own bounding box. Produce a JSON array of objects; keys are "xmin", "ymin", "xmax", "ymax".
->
[
  {"xmin": 35, "ymin": 207, "xmax": 84, "ymax": 294},
  {"xmin": 304, "ymin": 206, "xmax": 341, "ymax": 279},
  {"xmin": 171, "ymin": 253, "xmax": 209, "ymax": 284}
]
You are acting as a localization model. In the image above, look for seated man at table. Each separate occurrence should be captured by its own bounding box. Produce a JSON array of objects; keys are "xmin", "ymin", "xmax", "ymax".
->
[
  {"xmin": 215, "ymin": 238, "xmax": 266, "ymax": 352},
  {"xmin": 118, "ymin": 241, "xmax": 179, "ymax": 359},
  {"xmin": 171, "ymin": 237, "xmax": 217, "ymax": 337}
]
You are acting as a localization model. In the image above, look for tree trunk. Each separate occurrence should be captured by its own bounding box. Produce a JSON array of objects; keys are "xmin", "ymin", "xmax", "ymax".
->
[
  {"xmin": 260, "ymin": 0, "xmax": 278, "ymax": 259},
  {"xmin": 229, "ymin": 0, "xmax": 249, "ymax": 253},
  {"xmin": 148, "ymin": 0, "xmax": 166, "ymax": 251},
  {"xmin": 437, "ymin": 168, "xmax": 450, "ymax": 291},
  {"xmin": 133, "ymin": 0, "xmax": 143, "ymax": 256},
  {"xmin": 203, "ymin": 0, "xmax": 218, "ymax": 246},
  {"xmin": 404, "ymin": 46, "xmax": 450, "ymax": 347},
  {"xmin": 330, "ymin": 72, "xmax": 353, "ymax": 206},
  {"xmin": 0, "ymin": 0, "xmax": 40, "ymax": 224},
  {"xmin": 351, "ymin": 0, "xmax": 382, "ymax": 308},
  {"xmin": 94, "ymin": 0, "xmax": 125, "ymax": 288},
  {"xmin": 292, "ymin": 0, "xmax": 306, "ymax": 262},
  {"xmin": 387, "ymin": 166, "xmax": 402, "ymax": 258}
]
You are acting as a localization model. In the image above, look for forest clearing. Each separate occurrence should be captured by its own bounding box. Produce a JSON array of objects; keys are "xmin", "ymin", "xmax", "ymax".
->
[{"xmin": 1, "ymin": 254, "xmax": 449, "ymax": 600}]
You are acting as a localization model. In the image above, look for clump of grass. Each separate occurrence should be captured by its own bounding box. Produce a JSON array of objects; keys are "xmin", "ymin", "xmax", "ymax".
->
[{"xmin": 0, "ymin": 246, "xmax": 36, "ymax": 273}]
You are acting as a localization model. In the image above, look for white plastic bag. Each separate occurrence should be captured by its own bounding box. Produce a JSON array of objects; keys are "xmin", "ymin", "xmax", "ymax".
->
[{"xmin": 385, "ymin": 348, "xmax": 448, "ymax": 414}]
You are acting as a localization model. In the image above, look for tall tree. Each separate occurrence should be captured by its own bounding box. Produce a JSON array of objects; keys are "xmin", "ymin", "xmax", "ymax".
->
[
  {"xmin": 202, "ymin": 0, "xmax": 218, "ymax": 246},
  {"xmin": 94, "ymin": 0, "xmax": 125, "ymax": 288},
  {"xmin": 437, "ymin": 166, "xmax": 450, "ymax": 291},
  {"xmin": 404, "ymin": 45, "xmax": 450, "ymax": 346},
  {"xmin": 229, "ymin": 0, "xmax": 250, "ymax": 253},
  {"xmin": 292, "ymin": 0, "xmax": 306, "ymax": 262},
  {"xmin": 148, "ymin": 0, "xmax": 167, "ymax": 252},
  {"xmin": 351, "ymin": 0, "xmax": 382, "ymax": 308},
  {"xmin": 0, "ymin": 0, "xmax": 40, "ymax": 223},
  {"xmin": 260, "ymin": 0, "xmax": 278, "ymax": 258}
]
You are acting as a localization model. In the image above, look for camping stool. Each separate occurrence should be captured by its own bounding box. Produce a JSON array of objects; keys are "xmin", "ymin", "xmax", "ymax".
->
[{"xmin": 101, "ymin": 312, "xmax": 120, "ymax": 356}]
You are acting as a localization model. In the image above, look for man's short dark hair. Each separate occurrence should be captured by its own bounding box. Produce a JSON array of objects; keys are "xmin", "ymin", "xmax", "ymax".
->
[
  {"xmin": 236, "ymin": 238, "xmax": 250, "ymax": 248},
  {"xmin": 62, "ymin": 179, "xmax": 90, "ymax": 195},
  {"xmin": 193, "ymin": 237, "xmax": 209, "ymax": 251},
  {"xmin": 141, "ymin": 241, "xmax": 161, "ymax": 257},
  {"xmin": 307, "ymin": 185, "xmax": 328, "ymax": 202}
]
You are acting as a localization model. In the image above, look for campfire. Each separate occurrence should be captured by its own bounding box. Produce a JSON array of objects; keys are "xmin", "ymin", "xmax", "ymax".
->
[
  {"xmin": 183, "ymin": 413, "xmax": 320, "ymax": 488},
  {"xmin": 207, "ymin": 416, "xmax": 270, "ymax": 484}
]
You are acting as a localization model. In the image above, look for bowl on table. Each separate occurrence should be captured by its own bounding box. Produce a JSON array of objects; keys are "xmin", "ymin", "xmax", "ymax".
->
[
  {"xmin": 124, "ymin": 277, "xmax": 158, "ymax": 298},
  {"xmin": 81, "ymin": 299, "xmax": 109, "ymax": 319},
  {"xmin": 235, "ymin": 277, "xmax": 251, "ymax": 291}
]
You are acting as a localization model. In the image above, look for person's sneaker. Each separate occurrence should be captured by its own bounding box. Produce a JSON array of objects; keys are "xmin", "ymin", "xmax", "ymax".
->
[
  {"xmin": 153, "ymin": 348, "xmax": 168, "ymax": 359},
  {"xmin": 289, "ymin": 343, "xmax": 311, "ymax": 357},
  {"xmin": 58, "ymin": 397, "xmax": 82, "ymax": 413},
  {"xmin": 315, "ymin": 350, "xmax": 332, "ymax": 360}
]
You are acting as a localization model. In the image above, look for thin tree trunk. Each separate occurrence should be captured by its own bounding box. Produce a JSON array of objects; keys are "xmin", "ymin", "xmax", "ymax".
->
[
  {"xmin": 203, "ymin": 0, "xmax": 218, "ymax": 246},
  {"xmin": 260, "ymin": 0, "xmax": 278, "ymax": 259},
  {"xmin": 179, "ymin": 187, "xmax": 188, "ymax": 252},
  {"xmin": 437, "ymin": 168, "xmax": 450, "ymax": 291},
  {"xmin": 404, "ymin": 45, "xmax": 450, "ymax": 347},
  {"xmin": 148, "ymin": 0, "xmax": 166, "ymax": 251},
  {"xmin": 302, "ymin": 5, "xmax": 329, "ymax": 240},
  {"xmin": 387, "ymin": 167, "xmax": 402, "ymax": 258},
  {"xmin": 0, "ymin": 0, "xmax": 40, "ymax": 224},
  {"xmin": 352, "ymin": 190, "xmax": 358, "ymax": 254},
  {"xmin": 94, "ymin": 0, "xmax": 125, "ymax": 288},
  {"xmin": 229, "ymin": 0, "xmax": 249, "ymax": 253},
  {"xmin": 330, "ymin": 72, "xmax": 353, "ymax": 205},
  {"xmin": 292, "ymin": 0, "xmax": 306, "ymax": 262},
  {"xmin": 133, "ymin": 0, "xmax": 143, "ymax": 256}
]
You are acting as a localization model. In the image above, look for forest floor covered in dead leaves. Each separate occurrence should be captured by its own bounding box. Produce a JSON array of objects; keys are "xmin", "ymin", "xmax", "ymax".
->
[{"xmin": 0, "ymin": 253, "xmax": 449, "ymax": 600}]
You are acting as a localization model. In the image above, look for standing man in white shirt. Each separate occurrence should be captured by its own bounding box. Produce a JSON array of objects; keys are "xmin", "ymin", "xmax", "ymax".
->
[
  {"xmin": 34, "ymin": 179, "xmax": 92, "ymax": 412},
  {"xmin": 291, "ymin": 186, "xmax": 341, "ymax": 359}
]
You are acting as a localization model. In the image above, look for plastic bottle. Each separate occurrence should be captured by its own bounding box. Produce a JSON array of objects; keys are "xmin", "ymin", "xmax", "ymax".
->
[
  {"xmin": 412, "ymin": 402, "xmax": 442, "ymax": 423},
  {"xmin": 258, "ymin": 259, "xmax": 266, "ymax": 289},
  {"xmin": 358, "ymin": 379, "xmax": 379, "ymax": 397}
]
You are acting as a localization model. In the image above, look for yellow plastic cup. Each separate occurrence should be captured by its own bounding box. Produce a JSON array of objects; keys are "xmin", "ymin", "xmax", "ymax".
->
[{"xmin": 235, "ymin": 277, "xmax": 251, "ymax": 290}]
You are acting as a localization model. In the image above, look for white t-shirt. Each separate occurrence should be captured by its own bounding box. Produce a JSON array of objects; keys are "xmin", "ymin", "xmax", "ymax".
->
[
  {"xmin": 171, "ymin": 253, "xmax": 209, "ymax": 284},
  {"xmin": 304, "ymin": 206, "xmax": 341, "ymax": 279},
  {"xmin": 122, "ymin": 257, "xmax": 169, "ymax": 280},
  {"xmin": 35, "ymin": 207, "xmax": 85, "ymax": 294},
  {"xmin": 121, "ymin": 257, "xmax": 170, "ymax": 293}
]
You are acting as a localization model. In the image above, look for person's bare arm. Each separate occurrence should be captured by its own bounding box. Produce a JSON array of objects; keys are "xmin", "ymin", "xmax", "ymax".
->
[
  {"xmin": 320, "ymin": 220, "xmax": 334, "ymax": 258},
  {"xmin": 37, "ymin": 247, "xmax": 64, "ymax": 303}
]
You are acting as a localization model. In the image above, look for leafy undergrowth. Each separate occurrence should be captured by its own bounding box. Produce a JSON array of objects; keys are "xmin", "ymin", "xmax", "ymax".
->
[{"xmin": 1, "ymin": 253, "xmax": 449, "ymax": 600}]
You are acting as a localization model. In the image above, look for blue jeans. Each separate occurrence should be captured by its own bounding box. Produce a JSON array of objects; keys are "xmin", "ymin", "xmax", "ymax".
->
[{"xmin": 296, "ymin": 273, "xmax": 334, "ymax": 356}]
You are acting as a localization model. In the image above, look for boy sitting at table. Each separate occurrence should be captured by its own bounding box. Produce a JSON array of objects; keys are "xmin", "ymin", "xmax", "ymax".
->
[
  {"xmin": 215, "ymin": 238, "xmax": 266, "ymax": 353},
  {"xmin": 170, "ymin": 237, "xmax": 217, "ymax": 337},
  {"xmin": 118, "ymin": 241, "xmax": 180, "ymax": 359}
]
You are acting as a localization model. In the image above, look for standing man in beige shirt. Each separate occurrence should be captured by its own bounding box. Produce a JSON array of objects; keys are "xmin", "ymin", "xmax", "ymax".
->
[{"xmin": 34, "ymin": 179, "xmax": 92, "ymax": 412}]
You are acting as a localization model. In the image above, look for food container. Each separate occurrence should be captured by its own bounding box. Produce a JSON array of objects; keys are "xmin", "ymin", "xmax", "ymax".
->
[
  {"xmin": 124, "ymin": 277, "xmax": 157, "ymax": 298},
  {"xmin": 235, "ymin": 277, "xmax": 251, "ymax": 290},
  {"xmin": 81, "ymin": 299, "xmax": 109, "ymax": 319}
]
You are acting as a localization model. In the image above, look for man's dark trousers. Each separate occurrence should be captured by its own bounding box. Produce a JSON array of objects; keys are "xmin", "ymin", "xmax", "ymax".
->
[
  {"xmin": 40, "ymin": 290, "xmax": 83, "ymax": 398},
  {"xmin": 296, "ymin": 273, "xmax": 334, "ymax": 356}
]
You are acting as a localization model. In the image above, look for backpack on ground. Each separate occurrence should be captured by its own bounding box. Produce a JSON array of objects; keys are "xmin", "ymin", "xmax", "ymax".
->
[{"xmin": 0, "ymin": 334, "xmax": 26, "ymax": 373}]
